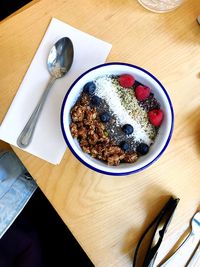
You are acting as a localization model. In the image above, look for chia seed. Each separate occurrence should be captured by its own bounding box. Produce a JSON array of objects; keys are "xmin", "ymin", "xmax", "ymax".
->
[
  {"xmin": 138, "ymin": 93, "xmax": 160, "ymax": 112},
  {"xmin": 110, "ymin": 77, "xmax": 157, "ymax": 140},
  {"xmin": 88, "ymin": 93, "xmax": 140, "ymax": 152}
]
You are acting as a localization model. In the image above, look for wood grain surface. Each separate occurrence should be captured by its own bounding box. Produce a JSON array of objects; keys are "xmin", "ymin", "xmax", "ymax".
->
[{"xmin": 0, "ymin": 0, "xmax": 200, "ymax": 266}]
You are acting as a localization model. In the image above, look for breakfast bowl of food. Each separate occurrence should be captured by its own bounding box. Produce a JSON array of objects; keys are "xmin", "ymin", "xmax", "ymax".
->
[{"xmin": 61, "ymin": 62, "xmax": 174, "ymax": 176}]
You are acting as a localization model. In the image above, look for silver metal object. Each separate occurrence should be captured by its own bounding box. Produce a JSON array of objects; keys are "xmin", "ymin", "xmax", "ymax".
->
[
  {"xmin": 160, "ymin": 211, "xmax": 200, "ymax": 267},
  {"xmin": 17, "ymin": 37, "xmax": 74, "ymax": 148},
  {"xmin": 187, "ymin": 242, "xmax": 200, "ymax": 267},
  {"xmin": 197, "ymin": 15, "xmax": 200, "ymax": 25}
]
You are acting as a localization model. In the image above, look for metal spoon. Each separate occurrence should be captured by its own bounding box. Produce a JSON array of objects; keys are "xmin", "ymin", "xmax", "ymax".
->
[
  {"xmin": 197, "ymin": 15, "xmax": 200, "ymax": 25},
  {"xmin": 160, "ymin": 211, "xmax": 200, "ymax": 267},
  {"xmin": 17, "ymin": 37, "xmax": 74, "ymax": 148}
]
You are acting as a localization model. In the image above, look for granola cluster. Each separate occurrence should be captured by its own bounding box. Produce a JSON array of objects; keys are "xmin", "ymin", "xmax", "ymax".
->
[{"xmin": 70, "ymin": 93, "xmax": 138, "ymax": 166}]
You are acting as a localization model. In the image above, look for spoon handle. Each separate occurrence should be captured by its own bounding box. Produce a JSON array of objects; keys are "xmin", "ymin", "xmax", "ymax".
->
[{"xmin": 17, "ymin": 77, "xmax": 56, "ymax": 148}]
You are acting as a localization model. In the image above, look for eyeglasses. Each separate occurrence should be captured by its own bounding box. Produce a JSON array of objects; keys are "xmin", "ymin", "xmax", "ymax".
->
[{"xmin": 133, "ymin": 197, "xmax": 180, "ymax": 267}]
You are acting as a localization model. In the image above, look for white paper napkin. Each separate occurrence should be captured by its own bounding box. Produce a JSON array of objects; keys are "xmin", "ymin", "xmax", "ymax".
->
[{"xmin": 0, "ymin": 18, "xmax": 112, "ymax": 164}]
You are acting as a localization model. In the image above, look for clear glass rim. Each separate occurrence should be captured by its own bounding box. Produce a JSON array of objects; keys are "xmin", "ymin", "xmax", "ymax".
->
[{"xmin": 137, "ymin": 0, "xmax": 183, "ymax": 13}]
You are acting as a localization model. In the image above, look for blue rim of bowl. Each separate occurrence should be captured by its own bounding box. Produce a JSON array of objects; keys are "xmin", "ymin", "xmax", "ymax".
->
[{"xmin": 61, "ymin": 62, "xmax": 174, "ymax": 176}]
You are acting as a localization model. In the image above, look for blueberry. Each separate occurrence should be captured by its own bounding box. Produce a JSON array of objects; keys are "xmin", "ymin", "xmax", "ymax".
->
[
  {"xmin": 83, "ymin": 82, "xmax": 96, "ymax": 94},
  {"xmin": 122, "ymin": 124, "xmax": 134, "ymax": 135},
  {"xmin": 120, "ymin": 141, "xmax": 129, "ymax": 152},
  {"xmin": 100, "ymin": 112, "xmax": 111, "ymax": 123},
  {"xmin": 91, "ymin": 96, "xmax": 101, "ymax": 106},
  {"xmin": 136, "ymin": 143, "xmax": 149, "ymax": 155}
]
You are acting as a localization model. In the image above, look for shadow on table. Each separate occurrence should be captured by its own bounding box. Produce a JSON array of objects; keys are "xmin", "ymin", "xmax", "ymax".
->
[{"xmin": 0, "ymin": 0, "xmax": 32, "ymax": 20}]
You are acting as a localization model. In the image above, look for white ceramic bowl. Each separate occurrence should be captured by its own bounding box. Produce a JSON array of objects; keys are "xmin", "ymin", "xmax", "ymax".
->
[{"xmin": 61, "ymin": 62, "xmax": 174, "ymax": 176}]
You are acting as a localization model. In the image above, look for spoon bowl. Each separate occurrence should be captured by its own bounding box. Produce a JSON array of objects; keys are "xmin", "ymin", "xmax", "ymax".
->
[
  {"xmin": 191, "ymin": 211, "xmax": 200, "ymax": 235},
  {"xmin": 17, "ymin": 37, "xmax": 74, "ymax": 148},
  {"xmin": 48, "ymin": 37, "xmax": 74, "ymax": 78}
]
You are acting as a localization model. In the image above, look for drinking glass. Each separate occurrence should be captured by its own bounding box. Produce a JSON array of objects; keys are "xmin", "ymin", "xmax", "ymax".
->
[{"xmin": 137, "ymin": 0, "xmax": 183, "ymax": 13}]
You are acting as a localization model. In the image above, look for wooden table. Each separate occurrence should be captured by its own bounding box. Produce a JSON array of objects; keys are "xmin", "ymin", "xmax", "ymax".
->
[{"xmin": 0, "ymin": 0, "xmax": 200, "ymax": 266}]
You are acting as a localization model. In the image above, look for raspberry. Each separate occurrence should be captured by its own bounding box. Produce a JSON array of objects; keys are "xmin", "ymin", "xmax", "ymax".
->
[
  {"xmin": 148, "ymin": 109, "xmax": 164, "ymax": 127},
  {"xmin": 135, "ymin": 85, "xmax": 150, "ymax": 101},
  {"xmin": 119, "ymin": 74, "xmax": 135, "ymax": 88}
]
